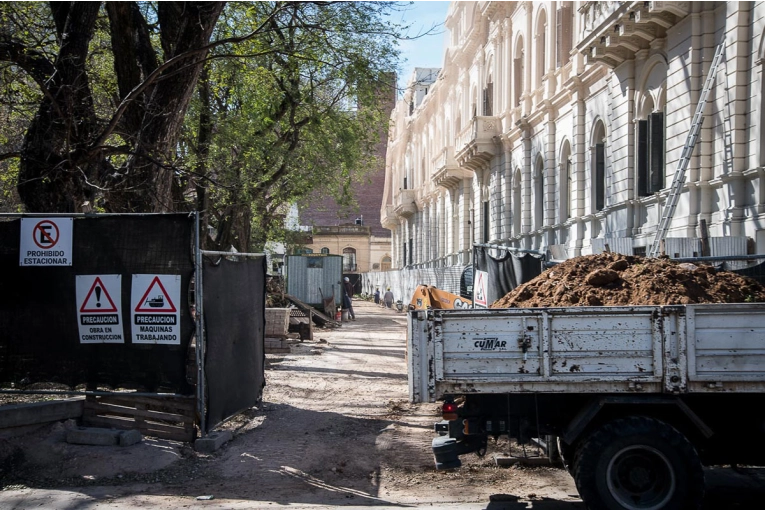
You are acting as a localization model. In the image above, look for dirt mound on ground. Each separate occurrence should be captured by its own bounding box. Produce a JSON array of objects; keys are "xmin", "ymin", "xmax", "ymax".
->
[{"xmin": 491, "ymin": 253, "xmax": 765, "ymax": 308}]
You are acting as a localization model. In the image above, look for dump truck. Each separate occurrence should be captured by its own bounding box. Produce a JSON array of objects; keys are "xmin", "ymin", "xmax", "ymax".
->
[{"xmin": 408, "ymin": 304, "xmax": 765, "ymax": 510}]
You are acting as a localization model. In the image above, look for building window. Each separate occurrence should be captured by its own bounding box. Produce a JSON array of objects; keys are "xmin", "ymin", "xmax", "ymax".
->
[
  {"xmin": 637, "ymin": 112, "xmax": 665, "ymax": 196},
  {"xmin": 482, "ymin": 201, "xmax": 490, "ymax": 242},
  {"xmin": 381, "ymin": 256, "xmax": 391, "ymax": 271},
  {"xmin": 592, "ymin": 121, "xmax": 606, "ymax": 212},
  {"xmin": 514, "ymin": 38, "xmax": 524, "ymax": 106},
  {"xmin": 556, "ymin": 2, "xmax": 574, "ymax": 67},
  {"xmin": 342, "ymin": 247, "xmax": 357, "ymax": 272},
  {"xmin": 559, "ymin": 140, "xmax": 572, "ymax": 223},
  {"xmin": 483, "ymin": 80, "xmax": 493, "ymax": 116},
  {"xmin": 536, "ymin": 9, "xmax": 547, "ymax": 87},
  {"xmin": 513, "ymin": 168, "xmax": 522, "ymax": 235},
  {"xmin": 535, "ymin": 158, "xmax": 545, "ymax": 229},
  {"xmin": 595, "ymin": 143, "xmax": 605, "ymax": 211},
  {"xmin": 320, "ymin": 247, "xmax": 330, "ymax": 254}
]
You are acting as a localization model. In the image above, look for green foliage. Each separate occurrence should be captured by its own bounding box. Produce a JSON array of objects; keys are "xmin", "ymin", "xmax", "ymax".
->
[
  {"xmin": 182, "ymin": 1, "xmax": 403, "ymax": 250},
  {"xmin": 0, "ymin": 1, "xmax": 408, "ymax": 247}
]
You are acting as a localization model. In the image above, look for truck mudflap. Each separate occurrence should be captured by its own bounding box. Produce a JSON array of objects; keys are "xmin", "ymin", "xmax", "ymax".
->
[{"xmin": 432, "ymin": 434, "xmax": 487, "ymax": 470}]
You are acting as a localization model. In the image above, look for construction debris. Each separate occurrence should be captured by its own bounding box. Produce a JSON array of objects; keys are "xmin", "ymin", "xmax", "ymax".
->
[{"xmin": 492, "ymin": 253, "xmax": 765, "ymax": 308}]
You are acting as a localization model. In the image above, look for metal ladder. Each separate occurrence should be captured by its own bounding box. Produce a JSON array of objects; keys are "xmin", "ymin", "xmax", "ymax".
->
[{"xmin": 648, "ymin": 42, "xmax": 725, "ymax": 257}]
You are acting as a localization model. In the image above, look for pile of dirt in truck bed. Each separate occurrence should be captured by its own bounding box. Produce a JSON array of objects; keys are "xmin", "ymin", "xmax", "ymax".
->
[{"xmin": 491, "ymin": 252, "xmax": 765, "ymax": 308}]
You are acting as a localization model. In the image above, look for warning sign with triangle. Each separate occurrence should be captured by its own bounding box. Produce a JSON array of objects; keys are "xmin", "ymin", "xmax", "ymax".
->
[
  {"xmin": 76, "ymin": 275, "xmax": 125, "ymax": 344},
  {"xmin": 79, "ymin": 276, "xmax": 119, "ymax": 313},
  {"xmin": 474, "ymin": 270, "xmax": 488, "ymax": 308},
  {"xmin": 134, "ymin": 275, "xmax": 178, "ymax": 313}
]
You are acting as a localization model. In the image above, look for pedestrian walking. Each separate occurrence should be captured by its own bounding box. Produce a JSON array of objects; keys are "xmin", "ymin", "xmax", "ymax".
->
[
  {"xmin": 383, "ymin": 287, "xmax": 394, "ymax": 309},
  {"xmin": 373, "ymin": 287, "xmax": 381, "ymax": 306},
  {"xmin": 343, "ymin": 277, "xmax": 356, "ymax": 320}
]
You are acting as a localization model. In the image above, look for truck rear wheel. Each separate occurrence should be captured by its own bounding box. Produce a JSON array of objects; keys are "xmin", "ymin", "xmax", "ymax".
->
[{"xmin": 573, "ymin": 416, "xmax": 704, "ymax": 510}]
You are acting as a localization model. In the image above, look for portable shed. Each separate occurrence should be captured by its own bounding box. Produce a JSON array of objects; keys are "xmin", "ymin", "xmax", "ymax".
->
[{"xmin": 285, "ymin": 254, "xmax": 343, "ymax": 309}]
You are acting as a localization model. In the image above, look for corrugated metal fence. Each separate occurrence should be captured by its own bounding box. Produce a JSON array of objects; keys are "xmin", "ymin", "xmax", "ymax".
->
[{"xmin": 360, "ymin": 265, "xmax": 470, "ymax": 305}]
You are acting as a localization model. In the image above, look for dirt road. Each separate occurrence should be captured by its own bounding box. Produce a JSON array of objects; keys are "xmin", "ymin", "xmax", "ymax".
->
[{"xmin": 1, "ymin": 300, "xmax": 765, "ymax": 509}]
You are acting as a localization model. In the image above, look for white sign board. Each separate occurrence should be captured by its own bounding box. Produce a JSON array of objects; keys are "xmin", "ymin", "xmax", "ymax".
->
[
  {"xmin": 19, "ymin": 217, "xmax": 73, "ymax": 266},
  {"xmin": 473, "ymin": 269, "xmax": 489, "ymax": 308},
  {"xmin": 76, "ymin": 275, "xmax": 125, "ymax": 344},
  {"xmin": 131, "ymin": 274, "xmax": 181, "ymax": 345}
]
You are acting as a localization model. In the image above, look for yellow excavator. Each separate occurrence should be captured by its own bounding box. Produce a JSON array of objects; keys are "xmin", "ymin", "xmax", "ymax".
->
[{"xmin": 408, "ymin": 285, "xmax": 472, "ymax": 311}]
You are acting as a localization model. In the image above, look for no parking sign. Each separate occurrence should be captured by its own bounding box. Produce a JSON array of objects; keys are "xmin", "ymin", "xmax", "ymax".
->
[{"xmin": 19, "ymin": 217, "xmax": 73, "ymax": 266}]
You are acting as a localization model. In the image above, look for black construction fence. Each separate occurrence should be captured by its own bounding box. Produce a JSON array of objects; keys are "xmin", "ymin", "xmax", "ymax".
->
[
  {"xmin": 0, "ymin": 213, "xmax": 265, "ymax": 437},
  {"xmin": 473, "ymin": 244, "xmax": 545, "ymax": 307},
  {"xmin": 202, "ymin": 255, "xmax": 265, "ymax": 431}
]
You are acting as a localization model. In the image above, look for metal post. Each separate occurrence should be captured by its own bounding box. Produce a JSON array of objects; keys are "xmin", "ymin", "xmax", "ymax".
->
[{"xmin": 194, "ymin": 211, "xmax": 207, "ymax": 438}]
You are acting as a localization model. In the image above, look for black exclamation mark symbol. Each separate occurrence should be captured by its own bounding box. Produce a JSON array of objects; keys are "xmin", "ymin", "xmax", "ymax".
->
[{"xmin": 95, "ymin": 286, "xmax": 102, "ymax": 308}]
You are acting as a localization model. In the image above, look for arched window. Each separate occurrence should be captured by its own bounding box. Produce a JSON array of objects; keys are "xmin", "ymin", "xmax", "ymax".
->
[
  {"xmin": 381, "ymin": 256, "xmax": 392, "ymax": 271},
  {"xmin": 635, "ymin": 76, "xmax": 666, "ymax": 197},
  {"xmin": 535, "ymin": 9, "xmax": 547, "ymax": 88},
  {"xmin": 514, "ymin": 37, "xmax": 524, "ymax": 106},
  {"xmin": 342, "ymin": 247, "xmax": 357, "ymax": 272},
  {"xmin": 320, "ymin": 247, "xmax": 330, "ymax": 254},
  {"xmin": 534, "ymin": 157, "xmax": 545, "ymax": 230},
  {"xmin": 637, "ymin": 95, "xmax": 665, "ymax": 196},
  {"xmin": 592, "ymin": 121, "xmax": 607, "ymax": 212},
  {"xmin": 636, "ymin": 61, "xmax": 667, "ymax": 197}
]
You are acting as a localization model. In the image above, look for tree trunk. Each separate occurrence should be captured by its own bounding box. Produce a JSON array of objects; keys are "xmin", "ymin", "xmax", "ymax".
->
[
  {"xmin": 14, "ymin": 1, "xmax": 224, "ymax": 214},
  {"xmin": 18, "ymin": 2, "xmax": 101, "ymax": 212}
]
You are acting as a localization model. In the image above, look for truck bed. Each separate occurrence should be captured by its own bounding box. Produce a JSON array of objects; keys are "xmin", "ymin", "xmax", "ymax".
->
[{"xmin": 408, "ymin": 303, "xmax": 765, "ymax": 402}]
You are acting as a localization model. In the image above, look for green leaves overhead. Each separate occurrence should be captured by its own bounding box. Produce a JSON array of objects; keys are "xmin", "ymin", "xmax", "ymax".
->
[
  {"xmin": 185, "ymin": 1, "xmax": 402, "ymax": 250},
  {"xmin": 0, "ymin": 1, "xmax": 411, "ymax": 251}
]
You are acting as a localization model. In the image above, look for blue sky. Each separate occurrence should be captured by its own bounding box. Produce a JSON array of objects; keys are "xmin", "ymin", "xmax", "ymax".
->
[{"xmin": 391, "ymin": 1, "xmax": 451, "ymax": 90}]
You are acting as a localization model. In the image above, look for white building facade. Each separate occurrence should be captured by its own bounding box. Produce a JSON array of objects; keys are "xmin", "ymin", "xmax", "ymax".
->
[{"xmin": 381, "ymin": 1, "xmax": 765, "ymax": 269}]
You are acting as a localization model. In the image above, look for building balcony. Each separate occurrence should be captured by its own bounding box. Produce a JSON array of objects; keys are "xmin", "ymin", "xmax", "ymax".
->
[
  {"xmin": 393, "ymin": 188, "xmax": 418, "ymax": 219},
  {"xmin": 578, "ymin": 1, "xmax": 689, "ymax": 67},
  {"xmin": 381, "ymin": 205, "xmax": 398, "ymax": 230},
  {"xmin": 454, "ymin": 116, "xmax": 500, "ymax": 171},
  {"xmin": 432, "ymin": 147, "xmax": 472, "ymax": 190}
]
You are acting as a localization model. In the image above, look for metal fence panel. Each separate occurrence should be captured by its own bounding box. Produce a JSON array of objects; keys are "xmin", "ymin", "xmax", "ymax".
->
[{"xmin": 203, "ymin": 256, "xmax": 266, "ymax": 430}]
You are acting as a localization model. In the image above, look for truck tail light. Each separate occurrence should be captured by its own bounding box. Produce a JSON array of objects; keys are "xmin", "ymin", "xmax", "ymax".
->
[{"xmin": 442, "ymin": 401, "xmax": 458, "ymax": 421}]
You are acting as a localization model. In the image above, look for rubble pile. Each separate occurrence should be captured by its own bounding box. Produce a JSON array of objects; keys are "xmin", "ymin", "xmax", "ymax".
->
[
  {"xmin": 266, "ymin": 276, "xmax": 289, "ymax": 308},
  {"xmin": 491, "ymin": 253, "xmax": 765, "ymax": 308}
]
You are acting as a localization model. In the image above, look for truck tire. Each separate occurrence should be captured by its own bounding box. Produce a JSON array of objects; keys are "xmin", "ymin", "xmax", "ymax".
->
[
  {"xmin": 573, "ymin": 416, "xmax": 704, "ymax": 510},
  {"xmin": 557, "ymin": 436, "xmax": 576, "ymax": 475}
]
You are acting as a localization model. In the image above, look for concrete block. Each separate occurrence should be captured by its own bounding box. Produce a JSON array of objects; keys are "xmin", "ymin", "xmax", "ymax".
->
[
  {"xmin": 195, "ymin": 430, "xmax": 232, "ymax": 453},
  {"xmin": 0, "ymin": 398, "xmax": 84, "ymax": 429},
  {"xmin": 265, "ymin": 308, "xmax": 291, "ymax": 336},
  {"xmin": 119, "ymin": 429, "xmax": 143, "ymax": 446},
  {"xmin": 67, "ymin": 427, "xmax": 120, "ymax": 446}
]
